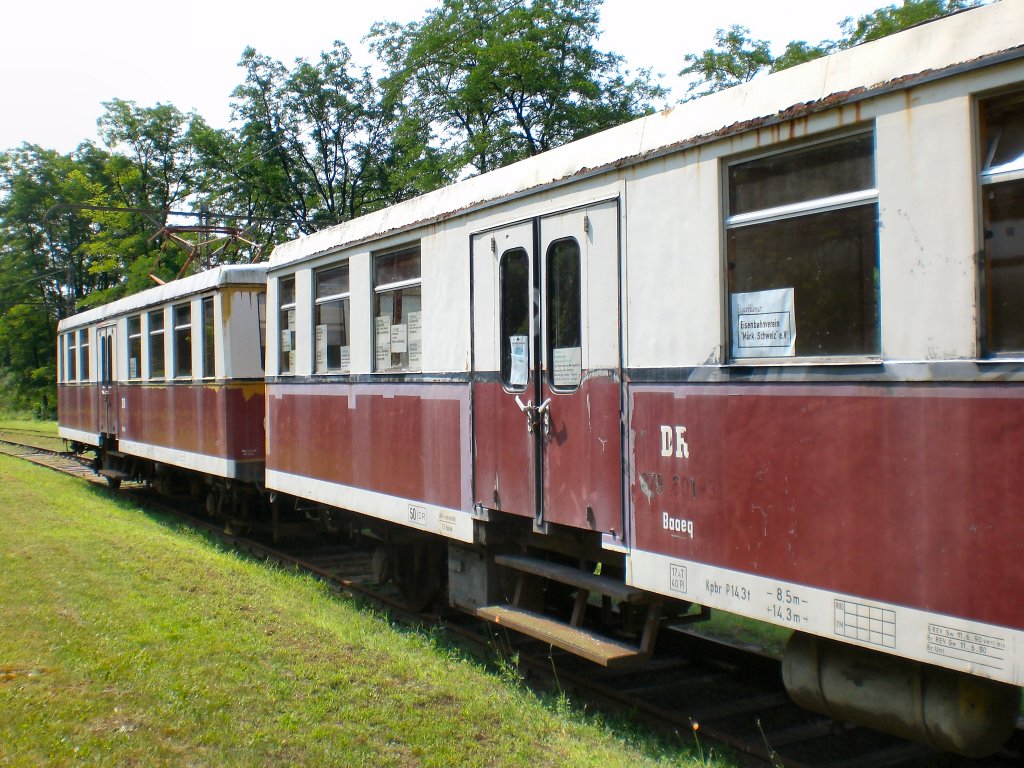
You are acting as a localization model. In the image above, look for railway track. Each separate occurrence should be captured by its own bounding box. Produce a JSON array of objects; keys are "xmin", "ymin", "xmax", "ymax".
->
[{"xmin": 3, "ymin": 437, "xmax": 1022, "ymax": 768}]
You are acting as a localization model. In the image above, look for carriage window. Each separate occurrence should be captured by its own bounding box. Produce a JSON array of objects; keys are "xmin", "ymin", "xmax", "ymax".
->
[
  {"xmin": 78, "ymin": 329, "xmax": 90, "ymax": 382},
  {"xmin": 374, "ymin": 246, "xmax": 421, "ymax": 372},
  {"xmin": 174, "ymin": 303, "xmax": 192, "ymax": 378},
  {"xmin": 546, "ymin": 239, "xmax": 582, "ymax": 389},
  {"xmin": 127, "ymin": 315, "xmax": 142, "ymax": 379},
  {"xmin": 202, "ymin": 296, "xmax": 215, "ymax": 378},
  {"xmin": 980, "ymin": 92, "xmax": 1024, "ymax": 354},
  {"xmin": 315, "ymin": 264, "xmax": 350, "ymax": 374},
  {"xmin": 66, "ymin": 332, "xmax": 77, "ymax": 382},
  {"xmin": 279, "ymin": 277, "xmax": 296, "ymax": 375},
  {"xmin": 726, "ymin": 132, "xmax": 879, "ymax": 359},
  {"xmin": 148, "ymin": 310, "xmax": 165, "ymax": 379},
  {"xmin": 500, "ymin": 248, "xmax": 530, "ymax": 390}
]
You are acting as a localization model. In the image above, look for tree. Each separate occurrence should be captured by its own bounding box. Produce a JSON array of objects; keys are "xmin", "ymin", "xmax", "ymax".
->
[
  {"xmin": 680, "ymin": 25, "xmax": 774, "ymax": 99},
  {"xmin": 370, "ymin": 0, "xmax": 666, "ymax": 176},
  {"xmin": 838, "ymin": 0, "xmax": 979, "ymax": 47},
  {"xmin": 228, "ymin": 43, "xmax": 396, "ymax": 234},
  {"xmin": 81, "ymin": 99, "xmax": 210, "ymax": 300},
  {"xmin": 679, "ymin": 0, "xmax": 982, "ymax": 100},
  {"xmin": 0, "ymin": 144, "xmax": 109, "ymax": 413}
]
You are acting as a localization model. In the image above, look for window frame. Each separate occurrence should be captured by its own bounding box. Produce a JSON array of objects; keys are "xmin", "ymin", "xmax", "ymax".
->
[
  {"xmin": 78, "ymin": 328, "xmax": 90, "ymax": 382},
  {"xmin": 127, "ymin": 314, "xmax": 143, "ymax": 380},
  {"xmin": 722, "ymin": 128, "xmax": 881, "ymax": 364},
  {"xmin": 65, "ymin": 332, "xmax": 77, "ymax": 382},
  {"xmin": 545, "ymin": 237, "xmax": 583, "ymax": 392},
  {"xmin": 173, "ymin": 303, "xmax": 193, "ymax": 379},
  {"xmin": 499, "ymin": 247, "xmax": 531, "ymax": 392},
  {"xmin": 201, "ymin": 296, "xmax": 216, "ymax": 379},
  {"xmin": 314, "ymin": 262, "xmax": 351, "ymax": 375},
  {"xmin": 148, "ymin": 309, "xmax": 165, "ymax": 380},
  {"xmin": 373, "ymin": 244, "xmax": 422, "ymax": 373},
  {"xmin": 978, "ymin": 90, "xmax": 1024, "ymax": 357},
  {"xmin": 278, "ymin": 276, "xmax": 297, "ymax": 376}
]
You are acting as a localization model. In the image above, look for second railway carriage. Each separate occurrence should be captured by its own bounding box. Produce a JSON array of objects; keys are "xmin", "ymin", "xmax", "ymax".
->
[
  {"xmin": 58, "ymin": 265, "xmax": 268, "ymax": 514},
  {"xmin": 263, "ymin": 3, "xmax": 1024, "ymax": 756}
]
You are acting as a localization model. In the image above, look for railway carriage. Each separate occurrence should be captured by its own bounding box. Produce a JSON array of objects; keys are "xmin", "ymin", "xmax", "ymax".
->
[
  {"xmin": 58, "ymin": 265, "xmax": 268, "ymax": 514},
  {"xmin": 58, "ymin": 3, "xmax": 1024, "ymax": 757},
  {"xmin": 263, "ymin": 4, "xmax": 1024, "ymax": 755}
]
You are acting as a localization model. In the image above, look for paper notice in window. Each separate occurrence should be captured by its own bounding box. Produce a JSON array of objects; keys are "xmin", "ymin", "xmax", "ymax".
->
[
  {"xmin": 407, "ymin": 311, "xmax": 422, "ymax": 369},
  {"xmin": 287, "ymin": 350, "xmax": 296, "ymax": 373},
  {"xmin": 315, "ymin": 325, "xmax": 327, "ymax": 373},
  {"xmin": 280, "ymin": 329, "xmax": 292, "ymax": 353},
  {"xmin": 391, "ymin": 323, "xmax": 407, "ymax": 353},
  {"xmin": 552, "ymin": 347, "xmax": 582, "ymax": 388},
  {"xmin": 129, "ymin": 358, "xmax": 138, "ymax": 379},
  {"xmin": 375, "ymin": 316, "xmax": 391, "ymax": 369},
  {"xmin": 510, "ymin": 335, "xmax": 529, "ymax": 387},
  {"xmin": 287, "ymin": 308, "xmax": 296, "ymax": 329},
  {"xmin": 730, "ymin": 287, "xmax": 795, "ymax": 358},
  {"xmin": 340, "ymin": 346, "xmax": 350, "ymax": 372}
]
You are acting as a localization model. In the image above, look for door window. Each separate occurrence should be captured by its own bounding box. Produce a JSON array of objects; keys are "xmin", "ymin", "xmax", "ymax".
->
[
  {"xmin": 546, "ymin": 238, "xmax": 582, "ymax": 390},
  {"xmin": 500, "ymin": 248, "xmax": 530, "ymax": 390}
]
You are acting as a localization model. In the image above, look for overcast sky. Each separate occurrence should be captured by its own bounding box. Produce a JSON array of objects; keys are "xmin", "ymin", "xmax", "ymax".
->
[{"xmin": 1, "ymin": 0, "xmax": 890, "ymax": 154}]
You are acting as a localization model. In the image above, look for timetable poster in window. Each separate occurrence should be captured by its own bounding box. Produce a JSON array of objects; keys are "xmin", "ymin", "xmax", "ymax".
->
[{"xmin": 731, "ymin": 288, "xmax": 795, "ymax": 358}]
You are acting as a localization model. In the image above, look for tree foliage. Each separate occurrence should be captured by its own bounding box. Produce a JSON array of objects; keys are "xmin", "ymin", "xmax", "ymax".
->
[
  {"xmin": 680, "ymin": 0, "xmax": 981, "ymax": 99},
  {"xmin": 370, "ymin": 0, "xmax": 666, "ymax": 175}
]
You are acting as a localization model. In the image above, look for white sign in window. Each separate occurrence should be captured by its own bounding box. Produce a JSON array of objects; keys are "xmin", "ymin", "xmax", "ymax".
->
[
  {"xmin": 509, "ymin": 335, "xmax": 529, "ymax": 387},
  {"xmin": 731, "ymin": 288, "xmax": 795, "ymax": 358},
  {"xmin": 390, "ymin": 323, "xmax": 408, "ymax": 354},
  {"xmin": 315, "ymin": 325, "xmax": 327, "ymax": 373},
  {"xmin": 408, "ymin": 311, "xmax": 422, "ymax": 370},
  {"xmin": 552, "ymin": 346, "xmax": 582, "ymax": 388},
  {"xmin": 375, "ymin": 316, "xmax": 391, "ymax": 369}
]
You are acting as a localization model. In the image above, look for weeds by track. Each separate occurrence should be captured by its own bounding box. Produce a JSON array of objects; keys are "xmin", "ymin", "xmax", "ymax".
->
[{"xmin": 2, "ymin": 437, "xmax": 1021, "ymax": 768}]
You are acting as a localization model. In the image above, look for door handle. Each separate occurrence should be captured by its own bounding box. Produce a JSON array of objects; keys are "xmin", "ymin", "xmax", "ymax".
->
[
  {"xmin": 514, "ymin": 395, "xmax": 538, "ymax": 433},
  {"xmin": 537, "ymin": 398, "xmax": 552, "ymax": 436}
]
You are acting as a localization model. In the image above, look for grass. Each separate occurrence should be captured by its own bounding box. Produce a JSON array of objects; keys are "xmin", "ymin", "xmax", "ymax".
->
[
  {"xmin": 0, "ymin": 413, "xmax": 62, "ymax": 452},
  {"xmin": 687, "ymin": 611, "xmax": 791, "ymax": 659},
  {"xmin": 0, "ymin": 454, "xmax": 736, "ymax": 768}
]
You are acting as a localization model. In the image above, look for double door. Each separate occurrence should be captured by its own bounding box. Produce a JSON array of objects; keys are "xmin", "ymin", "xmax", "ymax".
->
[
  {"xmin": 472, "ymin": 199, "xmax": 623, "ymax": 536},
  {"xmin": 96, "ymin": 325, "xmax": 118, "ymax": 436}
]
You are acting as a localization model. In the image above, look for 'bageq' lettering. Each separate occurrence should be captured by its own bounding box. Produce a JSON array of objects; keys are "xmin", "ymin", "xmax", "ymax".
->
[{"xmin": 662, "ymin": 512, "xmax": 694, "ymax": 538}]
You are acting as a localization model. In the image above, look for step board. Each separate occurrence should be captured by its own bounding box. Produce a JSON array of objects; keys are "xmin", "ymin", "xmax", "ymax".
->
[
  {"xmin": 477, "ymin": 605, "xmax": 647, "ymax": 667},
  {"xmin": 98, "ymin": 468, "xmax": 130, "ymax": 479},
  {"xmin": 494, "ymin": 553, "xmax": 651, "ymax": 604}
]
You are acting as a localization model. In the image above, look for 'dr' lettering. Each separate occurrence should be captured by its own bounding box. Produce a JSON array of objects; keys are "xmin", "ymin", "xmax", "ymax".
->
[{"xmin": 659, "ymin": 424, "xmax": 690, "ymax": 459}]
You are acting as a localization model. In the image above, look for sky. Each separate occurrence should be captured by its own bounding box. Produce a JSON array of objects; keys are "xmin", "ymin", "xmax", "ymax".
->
[{"xmin": 0, "ymin": 0, "xmax": 890, "ymax": 154}]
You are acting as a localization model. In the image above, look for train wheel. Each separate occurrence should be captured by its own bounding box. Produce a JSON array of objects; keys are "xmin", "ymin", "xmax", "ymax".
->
[{"xmin": 105, "ymin": 475, "xmax": 122, "ymax": 490}]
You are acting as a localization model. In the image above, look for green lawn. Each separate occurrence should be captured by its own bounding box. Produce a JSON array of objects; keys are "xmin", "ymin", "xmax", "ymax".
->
[
  {"xmin": 0, "ymin": 415, "xmax": 63, "ymax": 452},
  {"xmin": 0, "ymin": 454, "xmax": 733, "ymax": 768}
]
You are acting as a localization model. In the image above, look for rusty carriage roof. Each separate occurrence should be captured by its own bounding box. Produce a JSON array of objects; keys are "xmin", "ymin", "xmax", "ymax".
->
[
  {"xmin": 268, "ymin": 1, "xmax": 1024, "ymax": 272},
  {"xmin": 58, "ymin": 264, "xmax": 269, "ymax": 332}
]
